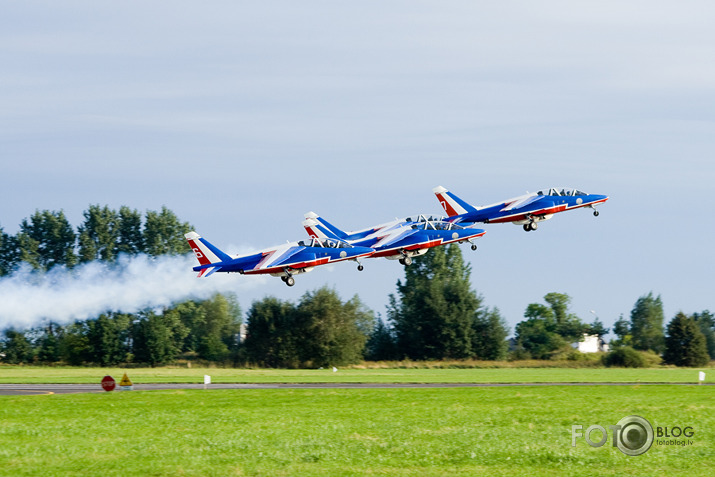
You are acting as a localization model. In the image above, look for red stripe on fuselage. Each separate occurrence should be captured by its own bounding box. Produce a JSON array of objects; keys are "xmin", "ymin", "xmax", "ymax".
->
[
  {"xmin": 567, "ymin": 197, "xmax": 609, "ymax": 210},
  {"xmin": 489, "ymin": 204, "xmax": 567, "ymax": 223}
]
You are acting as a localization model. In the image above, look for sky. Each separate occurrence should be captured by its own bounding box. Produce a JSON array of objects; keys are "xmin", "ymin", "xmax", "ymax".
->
[{"xmin": 2, "ymin": 1, "xmax": 715, "ymax": 337}]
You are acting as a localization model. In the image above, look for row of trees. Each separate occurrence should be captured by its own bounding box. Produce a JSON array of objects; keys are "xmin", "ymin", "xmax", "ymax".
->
[
  {"xmin": 0, "ymin": 205, "xmax": 238, "ymax": 366},
  {"xmin": 511, "ymin": 290, "xmax": 713, "ymax": 367},
  {"xmin": 1, "ymin": 206, "xmax": 713, "ymax": 367},
  {"xmin": 2, "ymin": 294, "xmax": 242, "ymax": 367},
  {"xmin": 0, "ymin": 205, "xmax": 191, "ymax": 275}
]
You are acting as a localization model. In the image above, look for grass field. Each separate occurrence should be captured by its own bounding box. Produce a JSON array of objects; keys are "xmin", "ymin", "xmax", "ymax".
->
[
  {"xmin": 0, "ymin": 365, "xmax": 711, "ymax": 384},
  {"xmin": 1, "ymin": 385, "xmax": 712, "ymax": 476}
]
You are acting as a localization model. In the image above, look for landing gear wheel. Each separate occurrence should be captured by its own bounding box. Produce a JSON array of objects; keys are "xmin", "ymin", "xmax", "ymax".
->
[
  {"xmin": 402, "ymin": 256, "xmax": 413, "ymax": 266},
  {"xmin": 285, "ymin": 276, "xmax": 295, "ymax": 287},
  {"xmin": 523, "ymin": 224, "xmax": 530, "ymax": 232},
  {"xmin": 357, "ymin": 264, "xmax": 364, "ymax": 271},
  {"xmin": 280, "ymin": 276, "xmax": 287, "ymax": 282},
  {"xmin": 529, "ymin": 222, "xmax": 538, "ymax": 231},
  {"xmin": 593, "ymin": 210, "xmax": 600, "ymax": 217},
  {"xmin": 471, "ymin": 244, "xmax": 477, "ymax": 251}
]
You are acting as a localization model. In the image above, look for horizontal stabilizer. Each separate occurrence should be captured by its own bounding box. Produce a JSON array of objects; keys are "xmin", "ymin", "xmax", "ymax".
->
[{"xmin": 197, "ymin": 266, "xmax": 219, "ymax": 278}]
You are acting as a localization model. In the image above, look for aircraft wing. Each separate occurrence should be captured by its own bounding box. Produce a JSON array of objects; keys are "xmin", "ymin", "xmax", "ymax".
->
[
  {"xmin": 256, "ymin": 245, "xmax": 306, "ymax": 270},
  {"xmin": 500, "ymin": 195, "xmax": 547, "ymax": 212},
  {"xmin": 373, "ymin": 227, "xmax": 421, "ymax": 249}
]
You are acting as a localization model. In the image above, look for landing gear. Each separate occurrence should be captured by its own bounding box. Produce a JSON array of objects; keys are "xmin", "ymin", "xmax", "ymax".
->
[
  {"xmin": 523, "ymin": 222, "xmax": 538, "ymax": 232},
  {"xmin": 471, "ymin": 244, "xmax": 478, "ymax": 251},
  {"xmin": 399, "ymin": 256, "xmax": 413, "ymax": 266},
  {"xmin": 593, "ymin": 210, "xmax": 600, "ymax": 217},
  {"xmin": 281, "ymin": 274, "xmax": 295, "ymax": 287},
  {"xmin": 357, "ymin": 264, "xmax": 364, "ymax": 271}
]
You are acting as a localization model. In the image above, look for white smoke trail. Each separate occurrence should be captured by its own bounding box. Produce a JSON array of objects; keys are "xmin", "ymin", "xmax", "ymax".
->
[{"xmin": 0, "ymin": 253, "xmax": 265, "ymax": 330}]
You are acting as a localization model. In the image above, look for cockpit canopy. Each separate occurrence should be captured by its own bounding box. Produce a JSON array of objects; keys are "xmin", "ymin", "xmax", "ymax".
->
[
  {"xmin": 536, "ymin": 188, "xmax": 588, "ymax": 197},
  {"xmin": 406, "ymin": 214, "xmax": 464, "ymax": 230},
  {"xmin": 297, "ymin": 238, "xmax": 352, "ymax": 248}
]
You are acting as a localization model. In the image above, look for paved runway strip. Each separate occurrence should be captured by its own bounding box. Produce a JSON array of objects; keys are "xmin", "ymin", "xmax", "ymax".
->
[{"xmin": 1, "ymin": 382, "xmax": 712, "ymax": 395}]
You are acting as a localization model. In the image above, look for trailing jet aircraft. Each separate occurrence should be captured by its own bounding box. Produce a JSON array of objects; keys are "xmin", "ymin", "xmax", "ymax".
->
[
  {"xmin": 185, "ymin": 231, "xmax": 374, "ymax": 287},
  {"xmin": 433, "ymin": 186, "xmax": 608, "ymax": 232},
  {"xmin": 303, "ymin": 212, "xmax": 485, "ymax": 267}
]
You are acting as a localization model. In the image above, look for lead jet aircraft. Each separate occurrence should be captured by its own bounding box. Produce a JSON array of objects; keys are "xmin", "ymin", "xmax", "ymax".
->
[
  {"xmin": 185, "ymin": 231, "xmax": 374, "ymax": 286},
  {"xmin": 433, "ymin": 186, "xmax": 608, "ymax": 232},
  {"xmin": 303, "ymin": 212, "xmax": 485, "ymax": 267}
]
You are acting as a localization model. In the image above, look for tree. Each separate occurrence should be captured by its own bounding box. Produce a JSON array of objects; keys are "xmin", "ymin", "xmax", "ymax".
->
[
  {"xmin": 0, "ymin": 226, "xmax": 20, "ymax": 276},
  {"xmin": 116, "ymin": 206, "xmax": 144, "ymax": 255},
  {"xmin": 1, "ymin": 329, "xmax": 34, "ymax": 364},
  {"xmin": 77, "ymin": 205, "xmax": 120, "ymax": 263},
  {"xmin": 611, "ymin": 314, "xmax": 632, "ymax": 347},
  {"xmin": 586, "ymin": 317, "xmax": 609, "ymax": 340},
  {"xmin": 515, "ymin": 315, "xmax": 567, "ymax": 359},
  {"xmin": 388, "ymin": 245, "xmax": 482, "ymax": 360},
  {"xmin": 168, "ymin": 295, "xmax": 242, "ymax": 362},
  {"xmin": 630, "ymin": 292, "xmax": 665, "ymax": 354},
  {"xmin": 243, "ymin": 297, "xmax": 299, "ymax": 367},
  {"xmin": 86, "ymin": 313, "xmax": 131, "ymax": 366},
  {"xmin": 663, "ymin": 312, "xmax": 710, "ymax": 367},
  {"xmin": 196, "ymin": 294, "xmax": 242, "ymax": 362},
  {"xmin": 132, "ymin": 309, "xmax": 188, "ymax": 366},
  {"xmin": 472, "ymin": 307, "xmax": 509, "ymax": 360},
  {"xmin": 543, "ymin": 293, "xmax": 587, "ymax": 341},
  {"xmin": 35, "ymin": 322, "xmax": 62, "ymax": 363},
  {"xmin": 293, "ymin": 288, "xmax": 374, "ymax": 367},
  {"xmin": 18, "ymin": 210, "xmax": 77, "ymax": 271},
  {"xmin": 692, "ymin": 310, "xmax": 715, "ymax": 360},
  {"xmin": 364, "ymin": 318, "xmax": 398, "ymax": 361},
  {"xmin": 143, "ymin": 207, "xmax": 192, "ymax": 257},
  {"xmin": 515, "ymin": 293, "xmax": 586, "ymax": 359},
  {"xmin": 244, "ymin": 290, "xmax": 374, "ymax": 368},
  {"xmin": 59, "ymin": 322, "xmax": 91, "ymax": 365}
]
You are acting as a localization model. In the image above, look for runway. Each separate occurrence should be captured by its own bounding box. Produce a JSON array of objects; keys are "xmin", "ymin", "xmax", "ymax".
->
[{"xmin": 1, "ymin": 381, "xmax": 711, "ymax": 395}]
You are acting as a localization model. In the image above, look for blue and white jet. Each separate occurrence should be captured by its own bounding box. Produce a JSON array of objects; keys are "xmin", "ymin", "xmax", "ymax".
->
[
  {"xmin": 185, "ymin": 231, "xmax": 374, "ymax": 286},
  {"xmin": 433, "ymin": 186, "xmax": 608, "ymax": 232},
  {"xmin": 303, "ymin": 212, "xmax": 485, "ymax": 267}
]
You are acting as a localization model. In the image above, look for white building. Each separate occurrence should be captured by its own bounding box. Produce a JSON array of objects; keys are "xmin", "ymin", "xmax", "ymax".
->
[{"xmin": 572, "ymin": 334, "xmax": 609, "ymax": 353}]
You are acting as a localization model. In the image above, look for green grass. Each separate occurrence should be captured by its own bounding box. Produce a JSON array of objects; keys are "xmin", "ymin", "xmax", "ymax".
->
[
  {"xmin": 0, "ymin": 365, "xmax": 711, "ymax": 384},
  {"xmin": 0, "ymin": 385, "xmax": 712, "ymax": 476}
]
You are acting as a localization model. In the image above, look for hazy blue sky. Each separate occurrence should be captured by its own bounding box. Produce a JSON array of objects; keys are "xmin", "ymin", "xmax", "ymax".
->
[{"xmin": 3, "ymin": 1, "xmax": 714, "ymax": 335}]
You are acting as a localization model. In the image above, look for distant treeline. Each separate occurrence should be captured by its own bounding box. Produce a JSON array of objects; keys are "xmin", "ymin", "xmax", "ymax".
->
[
  {"xmin": 0, "ymin": 205, "xmax": 191, "ymax": 275},
  {"xmin": 1, "ymin": 206, "xmax": 713, "ymax": 368}
]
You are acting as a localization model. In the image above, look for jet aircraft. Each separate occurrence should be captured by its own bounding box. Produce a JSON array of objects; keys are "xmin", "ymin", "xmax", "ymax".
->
[
  {"xmin": 433, "ymin": 186, "xmax": 608, "ymax": 232},
  {"xmin": 303, "ymin": 212, "xmax": 485, "ymax": 267},
  {"xmin": 185, "ymin": 231, "xmax": 374, "ymax": 286}
]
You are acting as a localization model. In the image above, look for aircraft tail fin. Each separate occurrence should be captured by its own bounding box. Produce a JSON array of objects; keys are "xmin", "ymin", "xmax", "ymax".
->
[
  {"xmin": 433, "ymin": 186, "xmax": 477, "ymax": 217},
  {"xmin": 303, "ymin": 212, "xmax": 349, "ymax": 240},
  {"xmin": 185, "ymin": 231, "xmax": 232, "ymax": 276}
]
